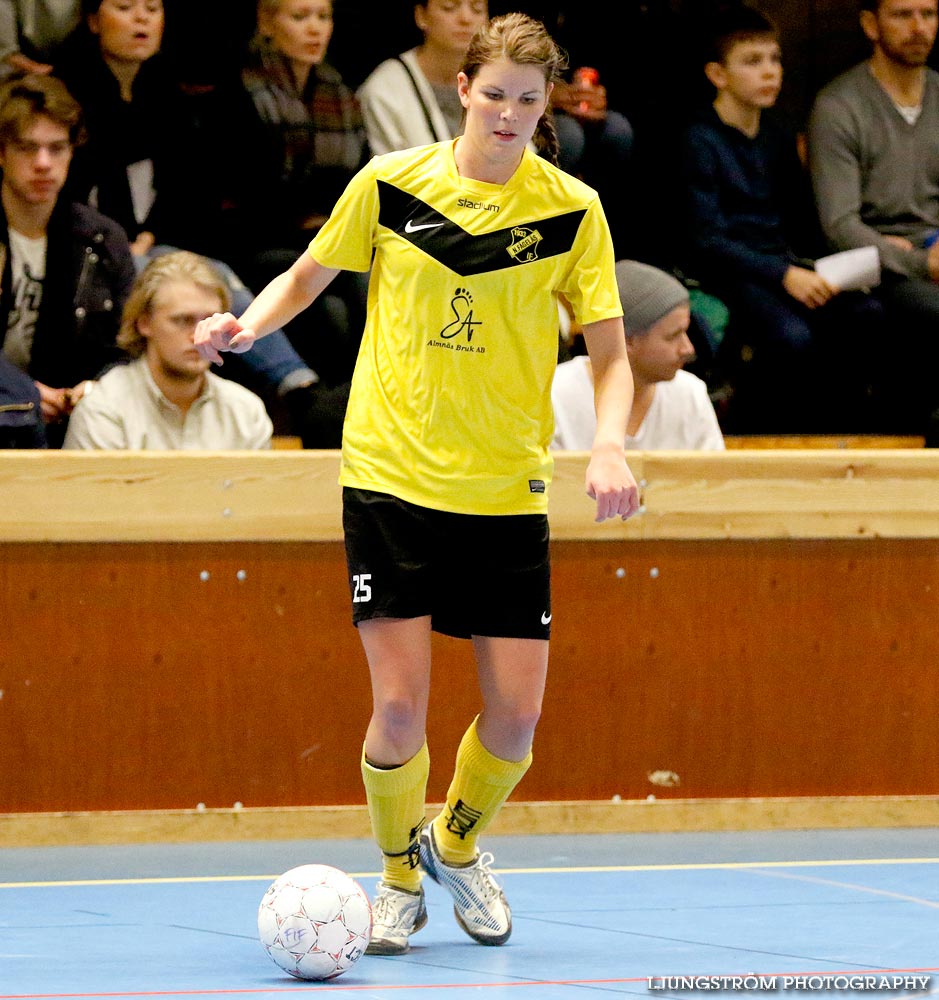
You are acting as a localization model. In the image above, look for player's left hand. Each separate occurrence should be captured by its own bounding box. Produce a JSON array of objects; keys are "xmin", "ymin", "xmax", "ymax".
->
[{"xmin": 585, "ymin": 446, "xmax": 641, "ymax": 522}]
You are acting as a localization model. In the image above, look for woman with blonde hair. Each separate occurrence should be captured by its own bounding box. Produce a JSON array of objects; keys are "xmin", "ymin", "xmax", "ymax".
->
[
  {"xmin": 238, "ymin": 0, "xmax": 370, "ymax": 389},
  {"xmin": 197, "ymin": 12, "xmax": 639, "ymax": 954},
  {"xmin": 241, "ymin": 0, "xmax": 368, "ymax": 251}
]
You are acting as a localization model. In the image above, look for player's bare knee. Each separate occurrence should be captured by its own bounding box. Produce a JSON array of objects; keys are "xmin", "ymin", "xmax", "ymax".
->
[
  {"xmin": 373, "ymin": 697, "xmax": 425, "ymax": 744},
  {"xmin": 487, "ymin": 705, "xmax": 541, "ymax": 745}
]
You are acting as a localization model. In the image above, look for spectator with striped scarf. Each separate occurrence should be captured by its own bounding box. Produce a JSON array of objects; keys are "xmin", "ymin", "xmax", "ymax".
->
[
  {"xmin": 238, "ymin": 0, "xmax": 371, "ymax": 391},
  {"xmin": 241, "ymin": 0, "xmax": 369, "ymax": 253}
]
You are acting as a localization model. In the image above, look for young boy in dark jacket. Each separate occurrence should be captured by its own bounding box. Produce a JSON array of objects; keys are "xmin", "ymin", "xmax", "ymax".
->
[{"xmin": 681, "ymin": 5, "xmax": 884, "ymax": 432}]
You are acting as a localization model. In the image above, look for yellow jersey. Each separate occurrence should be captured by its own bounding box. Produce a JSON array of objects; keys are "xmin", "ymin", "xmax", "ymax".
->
[{"xmin": 309, "ymin": 139, "xmax": 621, "ymax": 515}]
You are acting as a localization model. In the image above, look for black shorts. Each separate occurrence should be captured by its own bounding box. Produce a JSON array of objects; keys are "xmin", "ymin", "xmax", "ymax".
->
[{"xmin": 342, "ymin": 487, "xmax": 551, "ymax": 640}]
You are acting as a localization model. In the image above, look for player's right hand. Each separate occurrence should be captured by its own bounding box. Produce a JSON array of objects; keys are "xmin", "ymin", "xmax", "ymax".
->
[{"xmin": 193, "ymin": 312, "xmax": 257, "ymax": 365}]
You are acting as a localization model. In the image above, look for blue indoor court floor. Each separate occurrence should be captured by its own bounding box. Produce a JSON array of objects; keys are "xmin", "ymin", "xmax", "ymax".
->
[{"xmin": 1, "ymin": 828, "xmax": 937, "ymax": 1000}]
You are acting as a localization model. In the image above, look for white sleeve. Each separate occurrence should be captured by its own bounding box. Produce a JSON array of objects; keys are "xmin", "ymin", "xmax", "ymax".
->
[
  {"xmin": 247, "ymin": 401, "xmax": 274, "ymax": 450},
  {"xmin": 356, "ymin": 49, "xmax": 451, "ymax": 154},
  {"xmin": 550, "ymin": 359, "xmax": 597, "ymax": 450},
  {"xmin": 690, "ymin": 378, "xmax": 725, "ymax": 450},
  {"xmin": 358, "ymin": 60, "xmax": 435, "ymax": 155}
]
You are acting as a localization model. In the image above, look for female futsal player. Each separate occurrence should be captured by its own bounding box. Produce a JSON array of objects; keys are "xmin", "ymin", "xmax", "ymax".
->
[{"xmin": 195, "ymin": 12, "xmax": 640, "ymax": 956}]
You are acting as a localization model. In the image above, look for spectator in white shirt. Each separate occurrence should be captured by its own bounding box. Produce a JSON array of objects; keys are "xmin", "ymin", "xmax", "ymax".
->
[
  {"xmin": 552, "ymin": 259, "xmax": 724, "ymax": 451},
  {"xmin": 64, "ymin": 250, "xmax": 272, "ymax": 450},
  {"xmin": 357, "ymin": 0, "xmax": 488, "ymax": 155}
]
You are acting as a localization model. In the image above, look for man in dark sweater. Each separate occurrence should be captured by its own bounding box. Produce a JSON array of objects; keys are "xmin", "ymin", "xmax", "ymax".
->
[{"xmin": 682, "ymin": 5, "xmax": 884, "ymax": 433}]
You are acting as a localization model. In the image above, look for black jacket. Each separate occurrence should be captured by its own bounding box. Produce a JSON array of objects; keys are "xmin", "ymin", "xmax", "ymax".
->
[
  {"xmin": 57, "ymin": 45, "xmax": 238, "ymax": 259},
  {"xmin": 0, "ymin": 200, "xmax": 136, "ymax": 389}
]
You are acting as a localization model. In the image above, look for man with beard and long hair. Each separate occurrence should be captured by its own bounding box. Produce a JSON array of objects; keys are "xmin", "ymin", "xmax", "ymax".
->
[{"xmin": 808, "ymin": 0, "xmax": 939, "ymax": 440}]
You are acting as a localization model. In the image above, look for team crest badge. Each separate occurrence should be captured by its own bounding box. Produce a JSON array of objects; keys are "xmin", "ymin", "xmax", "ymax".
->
[{"xmin": 506, "ymin": 226, "xmax": 543, "ymax": 263}]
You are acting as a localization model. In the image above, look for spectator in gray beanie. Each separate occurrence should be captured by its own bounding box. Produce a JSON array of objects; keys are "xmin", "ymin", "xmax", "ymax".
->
[
  {"xmin": 552, "ymin": 260, "xmax": 724, "ymax": 451},
  {"xmin": 616, "ymin": 259, "xmax": 688, "ymax": 335}
]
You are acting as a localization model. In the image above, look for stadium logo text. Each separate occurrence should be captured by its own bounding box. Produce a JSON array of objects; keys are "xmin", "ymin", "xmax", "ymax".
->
[{"xmin": 457, "ymin": 197, "xmax": 500, "ymax": 213}]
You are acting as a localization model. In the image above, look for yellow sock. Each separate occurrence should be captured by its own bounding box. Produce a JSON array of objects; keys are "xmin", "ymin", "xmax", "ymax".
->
[
  {"xmin": 431, "ymin": 717, "xmax": 532, "ymax": 865},
  {"xmin": 361, "ymin": 742, "xmax": 429, "ymax": 892}
]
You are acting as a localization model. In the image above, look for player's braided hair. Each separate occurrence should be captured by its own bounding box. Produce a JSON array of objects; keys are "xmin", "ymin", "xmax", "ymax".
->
[
  {"xmin": 461, "ymin": 12, "xmax": 568, "ymax": 167},
  {"xmin": 533, "ymin": 108, "xmax": 561, "ymax": 168}
]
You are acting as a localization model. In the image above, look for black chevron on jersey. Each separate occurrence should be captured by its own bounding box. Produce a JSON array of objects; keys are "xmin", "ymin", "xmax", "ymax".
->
[{"xmin": 376, "ymin": 180, "xmax": 587, "ymax": 276}]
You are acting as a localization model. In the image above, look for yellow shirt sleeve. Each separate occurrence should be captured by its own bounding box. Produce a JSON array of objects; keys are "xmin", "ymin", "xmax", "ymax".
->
[
  {"xmin": 308, "ymin": 159, "xmax": 380, "ymax": 273},
  {"xmin": 556, "ymin": 196, "xmax": 623, "ymax": 327}
]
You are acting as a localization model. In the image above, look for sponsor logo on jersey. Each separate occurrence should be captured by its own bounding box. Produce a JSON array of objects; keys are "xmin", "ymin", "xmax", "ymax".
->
[
  {"xmin": 427, "ymin": 287, "xmax": 486, "ymax": 354},
  {"xmin": 440, "ymin": 287, "xmax": 481, "ymax": 342}
]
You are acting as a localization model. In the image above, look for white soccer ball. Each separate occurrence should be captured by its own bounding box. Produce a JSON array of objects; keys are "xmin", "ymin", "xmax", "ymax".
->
[{"xmin": 257, "ymin": 864, "xmax": 372, "ymax": 980}]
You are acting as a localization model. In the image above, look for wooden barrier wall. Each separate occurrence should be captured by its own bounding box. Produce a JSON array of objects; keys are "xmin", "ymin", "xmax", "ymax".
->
[{"xmin": 1, "ymin": 452, "xmax": 938, "ymax": 824}]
